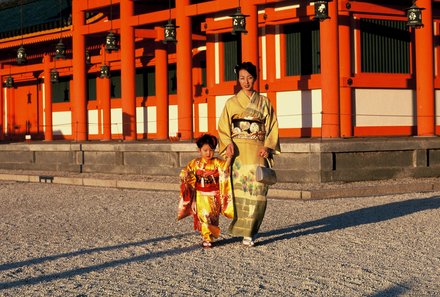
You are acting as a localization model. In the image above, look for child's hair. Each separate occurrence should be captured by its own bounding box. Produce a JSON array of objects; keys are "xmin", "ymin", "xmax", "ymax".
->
[
  {"xmin": 234, "ymin": 61, "xmax": 257, "ymax": 79},
  {"xmin": 196, "ymin": 134, "xmax": 218, "ymax": 150}
]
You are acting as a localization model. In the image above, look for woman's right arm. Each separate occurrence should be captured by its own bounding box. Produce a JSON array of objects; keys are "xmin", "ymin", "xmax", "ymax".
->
[{"xmin": 218, "ymin": 101, "xmax": 234, "ymax": 157}]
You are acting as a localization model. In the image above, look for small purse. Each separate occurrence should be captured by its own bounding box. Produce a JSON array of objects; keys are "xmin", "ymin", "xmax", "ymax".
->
[{"xmin": 256, "ymin": 158, "xmax": 277, "ymax": 185}]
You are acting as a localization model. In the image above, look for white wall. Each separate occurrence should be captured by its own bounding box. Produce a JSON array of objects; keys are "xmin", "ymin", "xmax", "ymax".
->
[{"xmin": 354, "ymin": 89, "xmax": 415, "ymax": 126}]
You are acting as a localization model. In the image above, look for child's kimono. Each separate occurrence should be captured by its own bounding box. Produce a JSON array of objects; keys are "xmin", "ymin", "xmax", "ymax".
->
[{"xmin": 178, "ymin": 157, "xmax": 234, "ymax": 242}]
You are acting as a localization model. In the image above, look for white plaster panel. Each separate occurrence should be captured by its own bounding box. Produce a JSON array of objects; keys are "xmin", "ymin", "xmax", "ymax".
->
[
  {"xmin": 88, "ymin": 109, "xmax": 99, "ymax": 135},
  {"xmin": 198, "ymin": 103, "xmax": 208, "ymax": 133},
  {"xmin": 169, "ymin": 105, "xmax": 178, "ymax": 137},
  {"xmin": 215, "ymin": 34, "xmax": 220, "ymax": 84},
  {"xmin": 311, "ymin": 89, "xmax": 322, "ymax": 127},
  {"xmin": 435, "ymin": 90, "xmax": 440, "ymax": 125},
  {"xmin": 111, "ymin": 108, "xmax": 122, "ymax": 135},
  {"xmin": 52, "ymin": 111, "xmax": 72, "ymax": 136},
  {"xmin": 261, "ymin": 32, "xmax": 267, "ymax": 81},
  {"xmin": 136, "ymin": 106, "xmax": 147, "ymax": 134},
  {"xmin": 215, "ymin": 95, "xmax": 232, "ymax": 128},
  {"xmin": 354, "ymin": 89, "xmax": 415, "ymax": 126},
  {"xmin": 147, "ymin": 106, "xmax": 157, "ymax": 134},
  {"xmin": 276, "ymin": 90, "xmax": 322, "ymax": 128},
  {"xmin": 275, "ymin": 27, "xmax": 281, "ymax": 79}
]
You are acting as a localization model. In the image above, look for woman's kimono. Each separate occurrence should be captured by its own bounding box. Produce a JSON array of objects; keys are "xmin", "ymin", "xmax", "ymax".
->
[
  {"xmin": 218, "ymin": 90, "xmax": 280, "ymax": 238},
  {"xmin": 177, "ymin": 157, "xmax": 234, "ymax": 242}
]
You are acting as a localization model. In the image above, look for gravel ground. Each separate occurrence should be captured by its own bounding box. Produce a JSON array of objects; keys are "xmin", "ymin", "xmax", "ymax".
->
[{"xmin": 0, "ymin": 181, "xmax": 439, "ymax": 296}]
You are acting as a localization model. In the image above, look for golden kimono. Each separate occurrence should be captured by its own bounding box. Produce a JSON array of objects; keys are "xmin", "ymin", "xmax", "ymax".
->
[
  {"xmin": 218, "ymin": 90, "xmax": 280, "ymax": 238},
  {"xmin": 178, "ymin": 157, "xmax": 234, "ymax": 242}
]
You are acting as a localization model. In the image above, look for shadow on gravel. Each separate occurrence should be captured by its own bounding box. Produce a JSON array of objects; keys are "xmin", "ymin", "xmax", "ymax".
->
[
  {"xmin": 0, "ymin": 232, "xmax": 197, "ymax": 290},
  {"xmin": 257, "ymin": 196, "xmax": 440, "ymax": 246}
]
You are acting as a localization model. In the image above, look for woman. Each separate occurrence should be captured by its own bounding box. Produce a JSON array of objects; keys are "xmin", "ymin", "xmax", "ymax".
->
[{"xmin": 218, "ymin": 61, "xmax": 280, "ymax": 246}]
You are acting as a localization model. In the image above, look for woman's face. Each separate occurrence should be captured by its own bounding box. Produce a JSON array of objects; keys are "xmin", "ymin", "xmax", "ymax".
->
[{"xmin": 238, "ymin": 69, "xmax": 255, "ymax": 95}]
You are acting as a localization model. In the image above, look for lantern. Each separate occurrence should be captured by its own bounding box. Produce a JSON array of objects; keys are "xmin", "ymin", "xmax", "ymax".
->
[
  {"xmin": 313, "ymin": 0, "xmax": 330, "ymax": 21},
  {"xmin": 105, "ymin": 31, "xmax": 119, "ymax": 53},
  {"xmin": 55, "ymin": 40, "xmax": 66, "ymax": 59},
  {"xmin": 17, "ymin": 46, "xmax": 27, "ymax": 65},
  {"xmin": 50, "ymin": 69, "xmax": 59, "ymax": 83},
  {"xmin": 100, "ymin": 64, "xmax": 110, "ymax": 78},
  {"xmin": 406, "ymin": 2, "xmax": 424, "ymax": 28},
  {"xmin": 5, "ymin": 76, "xmax": 14, "ymax": 88},
  {"xmin": 163, "ymin": 20, "xmax": 178, "ymax": 44},
  {"xmin": 231, "ymin": 7, "xmax": 248, "ymax": 35}
]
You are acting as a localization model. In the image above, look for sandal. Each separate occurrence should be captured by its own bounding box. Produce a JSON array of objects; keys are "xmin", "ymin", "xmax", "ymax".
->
[
  {"xmin": 242, "ymin": 237, "xmax": 255, "ymax": 247},
  {"xmin": 202, "ymin": 241, "xmax": 212, "ymax": 248}
]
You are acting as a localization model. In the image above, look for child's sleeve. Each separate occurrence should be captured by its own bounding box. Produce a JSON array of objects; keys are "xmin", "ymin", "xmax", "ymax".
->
[
  {"xmin": 217, "ymin": 158, "xmax": 234, "ymax": 219},
  {"xmin": 177, "ymin": 161, "xmax": 197, "ymax": 221}
]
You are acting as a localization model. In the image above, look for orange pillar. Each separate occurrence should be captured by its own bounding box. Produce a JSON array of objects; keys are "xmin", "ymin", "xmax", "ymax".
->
[
  {"xmin": 0, "ymin": 74, "xmax": 3, "ymax": 140},
  {"xmin": 265, "ymin": 24, "xmax": 277, "ymax": 109},
  {"xmin": 43, "ymin": 54, "xmax": 53, "ymax": 141},
  {"xmin": 72, "ymin": 0, "xmax": 87, "ymax": 141},
  {"xmin": 320, "ymin": 0, "xmax": 340, "ymax": 138},
  {"xmin": 155, "ymin": 41, "xmax": 169, "ymax": 140},
  {"xmin": 339, "ymin": 9, "xmax": 352, "ymax": 137},
  {"xmin": 415, "ymin": 0, "xmax": 434, "ymax": 136},
  {"xmin": 100, "ymin": 73, "xmax": 111, "ymax": 140},
  {"xmin": 206, "ymin": 34, "xmax": 217, "ymax": 134},
  {"xmin": 176, "ymin": 0, "xmax": 193, "ymax": 140},
  {"xmin": 6, "ymin": 86, "xmax": 14, "ymax": 137},
  {"xmin": 120, "ymin": 0, "xmax": 137, "ymax": 140},
  {"xmin": 241, "ymin": 0, "xmax": 259, "ymax": 91}
]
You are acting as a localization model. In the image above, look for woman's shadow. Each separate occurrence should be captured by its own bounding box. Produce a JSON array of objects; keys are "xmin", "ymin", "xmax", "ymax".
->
[{"xmin": 257, "ymin": 196, "xmax": 440, "ymax": 246}]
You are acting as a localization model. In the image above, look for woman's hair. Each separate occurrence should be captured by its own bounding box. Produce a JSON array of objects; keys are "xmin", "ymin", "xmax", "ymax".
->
[
  {"xmin": 196, "ymin": 134, "xmax": 218, "ymax": 150},
  {"xmin": 234, "ymin": 61, "xmax": 257, "ymax": 79}
]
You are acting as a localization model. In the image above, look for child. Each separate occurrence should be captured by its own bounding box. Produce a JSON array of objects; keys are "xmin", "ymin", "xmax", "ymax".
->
[{"xmin": 177, "ymin": 134, "xmax": 234, "ymax": 248}]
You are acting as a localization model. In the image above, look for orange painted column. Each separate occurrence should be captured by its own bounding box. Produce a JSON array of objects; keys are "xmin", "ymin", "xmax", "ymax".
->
[
  {"xmin": 319, "ymin": 0, "xmax": 340, "ymax": 138},
  {"xmin": 338, "ymin": 10, "xmax": 352, "ymax": 137},
  {"xmin": 241, "ymin": 0, "xmax": 259, "ymax": 91},
  {"xmin": 206, "ymin": 34, "xmax": 217, "ymax": 134},
  {"xmin": 176, "ymin": 0, "xmax": 193, "ymax": 140},
  {"xmin": 155, "ymin": 41, "xmax": 169, "ymax": 140},
  {"xmin": 43, "ymin": 54, "xmax": 53, "ymax": 141},
  {"xmin": 7, "ymin": 87, "xmax": 14, "ymax": 137},
  {"xmin": 100, "ymin": 73, "xmax": 112, "ymax": 140},
  {"xmin": 0, "ymin": 74, "xmax": 4, "ymax": 140},
  {"xmin": 415, "ymin": 0, "xmax": 434, "ymax": 136},
  {"xmin": 265, "ymin": 24, "xmax": 277, "ymax": 109},
  {"xmin": 120, "ymin": 0, "xmax": 137, "ymax": 140},
  {"xmin": 72, "ymin": 0, "xmax": 88, "ymax": 141}
]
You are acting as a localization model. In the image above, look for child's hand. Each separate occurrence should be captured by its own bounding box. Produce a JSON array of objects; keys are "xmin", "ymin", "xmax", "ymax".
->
[{"xmin": 191, "ymin": 200, "xmax": 197, "ymax": 214}]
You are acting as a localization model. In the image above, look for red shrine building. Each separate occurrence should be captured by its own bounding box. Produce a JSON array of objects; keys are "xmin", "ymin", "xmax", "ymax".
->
[{"xmin": 0, "ymin": 0, "xmax": 439, "ymax": 142}]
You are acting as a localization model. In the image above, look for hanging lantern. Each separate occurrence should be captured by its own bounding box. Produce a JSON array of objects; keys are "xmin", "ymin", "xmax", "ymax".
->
[
  {"xmin": 55, "ymin": 40, "xmax": 66, "ymax": 59},
  {"xmin": 105, "ymin": 31, "xmax": 119, "ymax": 53},
  {"xmin": 100, "ymin": 64, "xmax": 110, "ymax": 78},
  {"xmin": 231, "ymin": 7, "xmax": 248, "ymax": 35},
  {"xmin": 406, "ymin": 2, "xmax": 424, "ymax": 28},
  {"xmin": 50, "ymin": 69, "xmax": 59, "ymax": 83},
  {"xmin": 5, "ymin": 76, "xmax": 14, "ymax": 88},
  {"xmin": 312, "ymin": 0, "xmax": 330, "ymax": 21},
  {"xmin": 163, "ymin": 20, "xmax": 178, "ymax": 44},
  {"xmin": 17, "ymin": 45, "xmax": 27, "ymax": 65},
  {"xmin": 85, "ymin": 50, "xmax": 91, "ymax": 65}
]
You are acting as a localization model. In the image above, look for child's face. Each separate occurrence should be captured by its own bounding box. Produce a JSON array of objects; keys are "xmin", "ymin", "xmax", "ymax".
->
[{"xmin": 199, "ymin": 144, "xmax": 215, "ymax": 161}]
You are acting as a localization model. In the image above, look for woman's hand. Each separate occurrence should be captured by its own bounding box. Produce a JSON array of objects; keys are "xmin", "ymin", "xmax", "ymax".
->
[
  {"xmin": 226, "ymin": 143, "xmax": 235, "ymax": 158},
  {"xmin": 258, "ymin": 147, "xmax": 270, "ymax": 158}
]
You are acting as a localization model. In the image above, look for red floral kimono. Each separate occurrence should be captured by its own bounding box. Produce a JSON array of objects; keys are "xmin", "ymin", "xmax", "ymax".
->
[{"xmin": 178, "ymin": 157, "xmax": 234, "ymax": 242}]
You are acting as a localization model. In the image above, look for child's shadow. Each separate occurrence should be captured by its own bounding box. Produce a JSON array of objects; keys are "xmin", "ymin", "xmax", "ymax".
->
[{"xmin": 257, "ymin": 196, "xmax": 440, "ymax": 246}]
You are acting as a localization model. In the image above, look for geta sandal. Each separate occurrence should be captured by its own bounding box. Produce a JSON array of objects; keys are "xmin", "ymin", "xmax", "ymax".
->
[{"xmin": 202, "ymin": 241, "xmax": 212, "ymax": 248}]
